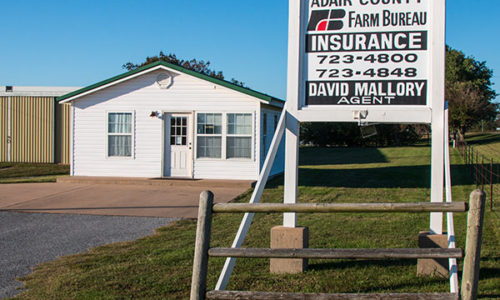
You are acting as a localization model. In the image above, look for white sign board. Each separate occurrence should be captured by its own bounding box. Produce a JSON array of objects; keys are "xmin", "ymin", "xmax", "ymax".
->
[
  {"xmin": 290, "ymin": 0, "xmax": 445, "ymax": 124},
  {"xmin": 286, "ymin": 0, "xmax": 447, "ymax": 234}
]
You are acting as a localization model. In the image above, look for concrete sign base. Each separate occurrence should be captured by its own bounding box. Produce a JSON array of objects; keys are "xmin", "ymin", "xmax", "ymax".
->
[
  {"xmin": 270, "ymin": 226, "xmax": 309, "ymax": 274},
  {"xmin": 417, "ymin": 231, "xmax": 449, "ymax": 278}
]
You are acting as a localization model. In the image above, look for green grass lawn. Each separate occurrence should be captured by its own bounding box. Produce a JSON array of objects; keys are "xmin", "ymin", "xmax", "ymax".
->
[
  {"xmin": 12, "ymin": 146, "xmax": 499, "ymax": 299},
  {"xmin": 465, "ymin": 132, "xmax": 500, "ymax": 161},
  {"xmin": 0, "ymin": 163, "xmax": 69, "ymax": 183},
  {"xmin": 461, "ymin": 132, "xmax": 500, "ymax": 210}
]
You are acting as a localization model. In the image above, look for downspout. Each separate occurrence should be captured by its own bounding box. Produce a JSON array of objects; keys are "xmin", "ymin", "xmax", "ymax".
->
[
  {"xmin": 52, "ymin": 97, "xmax": 56, "ymax": 163},
  {"xmin": 7, "ymin": 95, "xmax": 11, "ymax": 162},
  {"xmin": 70, "ymin": 104, "xmax": 75, "ymax": 176}
]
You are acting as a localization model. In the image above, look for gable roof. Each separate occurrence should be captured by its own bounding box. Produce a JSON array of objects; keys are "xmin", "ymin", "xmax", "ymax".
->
[{"xmin": 57, "ymin": 61, "xmax": 285, "ymax": 106}]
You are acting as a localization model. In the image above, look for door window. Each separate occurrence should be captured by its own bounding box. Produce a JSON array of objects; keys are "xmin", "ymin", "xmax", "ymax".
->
[{"xmin": 170, "ymin": 116, "xmax": 187, "ymax": 146}]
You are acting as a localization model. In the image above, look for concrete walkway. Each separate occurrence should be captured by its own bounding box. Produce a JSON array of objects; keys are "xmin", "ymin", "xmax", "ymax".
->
[
  {"xmin": 0, "ymin": 178, "xmax": 252, "ymax": 298},
  {"xmin": 0, "ymin": 178, "xmax": 253, "ymax": 218}
]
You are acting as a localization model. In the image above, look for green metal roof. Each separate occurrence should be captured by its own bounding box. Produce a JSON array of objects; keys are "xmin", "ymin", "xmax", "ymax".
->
[{"xmin": 57, "ymin": 61, "xmax": 285, "ymax": 104}]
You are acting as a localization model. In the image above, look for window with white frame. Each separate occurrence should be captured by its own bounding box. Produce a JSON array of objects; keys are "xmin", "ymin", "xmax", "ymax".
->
[
  {"xmin": 227, "ymin": 113, "xmax": 252, "ymax": 159},
  {"xmin": 197, "ymin": 113, "xmax": 222, "ymax": 158},
  {"xmin": 107, "ymin": 112, "xmax": 132, "ymax": 157}
]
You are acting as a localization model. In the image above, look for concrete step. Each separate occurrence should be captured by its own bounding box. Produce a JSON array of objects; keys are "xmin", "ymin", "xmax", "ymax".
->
[{"xmin": 57, "ymin": 176, "xmax": 255, "ymax": 189}]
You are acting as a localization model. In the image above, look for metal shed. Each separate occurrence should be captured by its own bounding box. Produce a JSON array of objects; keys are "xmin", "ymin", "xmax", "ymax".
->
[{"xmin": 0, "ymin": 86, "xmax": 80, "ymax": 164}]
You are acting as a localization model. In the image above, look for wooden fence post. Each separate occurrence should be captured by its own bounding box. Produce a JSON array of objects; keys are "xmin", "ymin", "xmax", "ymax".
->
[
  {"xmin": 190, "ymin": 191, "xmax": 214, "ymax": 300},
  {"xmin": 461, "ymin": 190, "xmax": 486, "ymax": 300}
]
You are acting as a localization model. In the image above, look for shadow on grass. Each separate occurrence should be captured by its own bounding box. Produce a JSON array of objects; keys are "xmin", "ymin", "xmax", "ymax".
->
[
  {"xmin": 309, "ymin": 258, "xmax": 415, "ymax": 272},
  {"xmin": 300, "ymin": 165, "xmax": 475, "ymax": 188},
  {"xmin": 267, "ymin": 164, "xmax": 474, "ymax": 189},
  {"xmin": 299, "ymin": 147, "xmax": 388, "ymax": 166},
  {"xmin": 0, "ymin": 163, "xmax": 69, "ymax": 179},
  {"xmin": 466, "ymin": 133, "xmax": 500, "ymax": 146},
  {"xmin": 478, "ymin": 267, "xmax": 500, "ymax": 281},
  {"xmin": 461, "ymin": 164, "xmax": 500, "ymax": 184},
  {"xmin": 309, "ymin": 259, "xmax": 448, "ymax": 293},
  {"xmin": 477, "ymin": 266, "xmax": 500, "ymax": 299}
]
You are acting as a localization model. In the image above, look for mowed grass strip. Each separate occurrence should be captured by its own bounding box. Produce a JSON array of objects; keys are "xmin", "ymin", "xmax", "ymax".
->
[
  {"xmin": 463, "ymin": 132, "xmax": 500, "ymax": 210},
  {"xmin": 0, "ymin": 163, "xmax": 69, "ymax": 183},
  {"xmin": 466, "ymin": 132, "xmax": 500, "ymax": 161},
  {"xmin": 13, "ymin": 146, "xmax": 500, "ymax": 299}
]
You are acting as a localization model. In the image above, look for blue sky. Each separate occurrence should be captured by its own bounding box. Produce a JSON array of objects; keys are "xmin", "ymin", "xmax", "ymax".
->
[{"xmin": 0, "ymin": 0, "xmax": 498, "ymax": 102}]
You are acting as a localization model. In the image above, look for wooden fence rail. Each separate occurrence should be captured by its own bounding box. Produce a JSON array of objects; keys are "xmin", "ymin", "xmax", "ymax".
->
[
  {"xmin": 213, "ymin": 202, "xmax": 467, "ymax": 213},
  {"xmin": 190, "ymin": 190, "xmax": 486, "ymax": 300},
  {"xmin": 208, "ymin": 248, "xmax": 463, "ymax": 259},
  {"xmin": 206, "ymin": 291, "xmax": 460, "ymax": 300}
]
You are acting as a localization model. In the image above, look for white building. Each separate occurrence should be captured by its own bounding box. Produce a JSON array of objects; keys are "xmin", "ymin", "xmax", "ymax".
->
[{"xmin": 58, "ymin": 61, "xmax": 285, "ymax": 180}]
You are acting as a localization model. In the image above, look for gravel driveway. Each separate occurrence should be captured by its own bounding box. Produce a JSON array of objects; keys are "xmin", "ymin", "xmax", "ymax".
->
[{"xmin": 0, "ymin": 211, "xmax": 178, "ymax": 299}]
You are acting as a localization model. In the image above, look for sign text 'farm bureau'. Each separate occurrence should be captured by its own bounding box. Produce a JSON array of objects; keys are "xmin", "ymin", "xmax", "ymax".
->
[{"xmin": 306, "ymin": 0, "xmax": 429, "ymax": 105}]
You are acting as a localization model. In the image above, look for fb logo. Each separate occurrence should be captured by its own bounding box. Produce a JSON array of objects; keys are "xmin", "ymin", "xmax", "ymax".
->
[{"xmin": 307, "ymin": 9, "xmax": 346, "ymax": 31}]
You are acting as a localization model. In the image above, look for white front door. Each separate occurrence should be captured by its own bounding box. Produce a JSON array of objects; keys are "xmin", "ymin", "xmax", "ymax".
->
[{"xmin": 164, "ymin": 113, "xmax": 193, "ymax": 178}]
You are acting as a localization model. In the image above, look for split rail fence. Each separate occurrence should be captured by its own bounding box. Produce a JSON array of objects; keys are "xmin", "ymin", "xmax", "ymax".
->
[
  {"xmin": 456, "ymin": 141, "xmax": 499, "ymax": 210},
  {"xmin": 190, "ymin": 190, "xmax": 486, "ymax": 300}
]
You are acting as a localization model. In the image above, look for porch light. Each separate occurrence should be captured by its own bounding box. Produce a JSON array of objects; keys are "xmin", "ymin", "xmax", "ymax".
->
[{"xmin": 150, "ymin": 111, "xmax": 162, "ymax": 118}]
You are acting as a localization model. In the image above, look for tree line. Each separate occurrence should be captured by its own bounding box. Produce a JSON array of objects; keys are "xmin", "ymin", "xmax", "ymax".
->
[
  {"xmin": 123, "ymin": 51, "xmax": 245, "ymax": 87},
  {"xmin": 127, "ymin": 47, "xmax": 498, "ymax": 147},
  {"xmin": 301, "ymin": 46, "xmax": 498, "ymax": 147}
]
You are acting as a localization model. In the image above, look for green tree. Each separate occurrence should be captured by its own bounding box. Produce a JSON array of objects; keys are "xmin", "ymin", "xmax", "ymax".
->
[
  {"xmin": 446, "ymin": 46, "xmax": 498, "ymax": 139},
  {"xmin": 300, "ymin": 123, "xmax": 420, "ymax": 147},
  {"xmin": 123, "ymin": 51, "xmax": 245, "ymax": 87},
  {"xmin": 303, "ymin": 47, "xmax": 498, "ymax": 147}
]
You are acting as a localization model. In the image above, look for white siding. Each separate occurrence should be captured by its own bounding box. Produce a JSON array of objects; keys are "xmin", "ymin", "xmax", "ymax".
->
[
  {"xmin": 73, "ymin": 69, "xmax": 261, "ymax": 180},
  {"xmin": 261, "ymin": 108, "xmax": 285, "ymax": 176}
]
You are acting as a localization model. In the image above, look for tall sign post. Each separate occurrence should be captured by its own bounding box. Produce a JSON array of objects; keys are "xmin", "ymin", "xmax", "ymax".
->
[
  {"xmin": 216, "ymin": 0, "xmax": 448, "ymax": 287},
  {"xmin": 285, "ymin": 0, "xmax": 446, "ymax": 249}
]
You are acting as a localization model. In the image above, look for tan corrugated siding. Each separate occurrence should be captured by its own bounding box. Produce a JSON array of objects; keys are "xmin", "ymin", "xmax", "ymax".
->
[
  {"xmin": 0, "ymin": 97, "xmax": 8, "ymax": 161},
  {"xmin": 55, "ymin": 103, "xmax": 71, "ymax": 164},
  {"xmin": 10, "ymin": 96, "xmax": 54, "ymax": 163}
]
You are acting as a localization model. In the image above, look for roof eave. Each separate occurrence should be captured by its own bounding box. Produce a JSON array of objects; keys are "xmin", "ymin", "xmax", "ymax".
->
[
  {"xmin": 58, "ymin": 64, "xmax": 168, "ymax": 103},
  {"xmin": 57, "ymin": 61, "xmax": 285, "ymax": 105}
]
